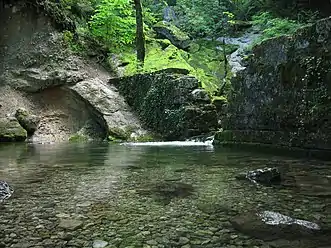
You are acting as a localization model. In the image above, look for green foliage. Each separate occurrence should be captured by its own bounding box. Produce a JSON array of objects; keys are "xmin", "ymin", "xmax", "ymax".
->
[
  {"xmin": 252, "ymin": 12, "xmax": 301, "ymax": 43},
  {"xmin": 225, "ymin": 0, "xmax": 258, "ymax": 21},
  {"xmin": 119, "ymin": 38, "xmax": 235, "ymax": 94},
  {"xmin": 88, "ymin": 0, "xmax": 136, "ymax": 47},
  {"xmin": 62, "ymin": 30, "xmax": 85, "ymax": 52},
  {"xmin": 174, "ymin": 0, "xmax": 227, "ymax": 37}
]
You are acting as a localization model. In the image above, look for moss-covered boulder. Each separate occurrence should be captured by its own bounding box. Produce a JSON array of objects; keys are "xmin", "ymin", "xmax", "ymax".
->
[
  {"xmin": 218, "ymin": 17, "xmax": 331, "ymax": 150},
  {"xmin": 110, "ymin": 70, "xmax": 218, "ymax": 140},
  {"xmin": 153, "ymin": 21, "xmax": 191, "ymax": 50},
  {"xmin": 0, "ymin": 117, "xmax": 27, "ymax": 142},
  {"xmin": 15, "ymin": 108, "xmax": 40, "ymax": 136}
]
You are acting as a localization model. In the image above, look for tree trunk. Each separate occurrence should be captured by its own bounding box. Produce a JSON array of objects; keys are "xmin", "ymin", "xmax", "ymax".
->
[{"xmin": 134, "ymin": 0, "xmax": 145, "ymax": 68}]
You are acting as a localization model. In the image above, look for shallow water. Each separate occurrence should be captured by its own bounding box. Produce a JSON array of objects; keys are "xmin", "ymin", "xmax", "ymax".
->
[{"xmin": 0, "ymin": 142, "xmax": 330, "ymax": 248}]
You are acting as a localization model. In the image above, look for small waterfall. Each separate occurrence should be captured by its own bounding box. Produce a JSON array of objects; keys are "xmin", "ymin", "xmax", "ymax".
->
[{"xmin": 121, "ymin": 134, "xmax": 215, "ymax": 148}]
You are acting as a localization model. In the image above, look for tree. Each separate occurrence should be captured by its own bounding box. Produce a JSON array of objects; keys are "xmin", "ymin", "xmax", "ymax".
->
[
  {"xmin": 89, "ymin": 0, "xmax": 136, "ymax": 47},
  {"xmin": 134, "ymin": 0, "xmax": 146, "ymax": 67}
]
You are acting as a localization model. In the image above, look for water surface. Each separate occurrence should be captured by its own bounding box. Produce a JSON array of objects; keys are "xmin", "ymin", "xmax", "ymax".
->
[{"xmin": 0, "ymin": 142, "xmax": 330, "ymax": 248}]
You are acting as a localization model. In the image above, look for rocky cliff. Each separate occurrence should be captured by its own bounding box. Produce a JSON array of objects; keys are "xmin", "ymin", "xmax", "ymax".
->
[
  {"xmin": 215, "ymin": 17, "xmax": 331, "ymax": 150},
  {"xmin": 0, "ymin": 1, "xmax": 147, "ymax": 143}
]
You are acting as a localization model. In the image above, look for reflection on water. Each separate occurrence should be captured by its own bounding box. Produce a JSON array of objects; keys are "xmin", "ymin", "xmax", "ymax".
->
[{"xmin": 0, "ymin": 142, "xmax": 330, "ymax": 248}]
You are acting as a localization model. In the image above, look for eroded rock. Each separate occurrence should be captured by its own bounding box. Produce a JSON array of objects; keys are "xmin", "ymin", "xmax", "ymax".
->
[
  {"xmin": 15, "ymin": 108, "xmax": 40, "ymax": 135},
  {"xmin": 70, "ymin": 78, "xmax": 148, "ymax": 140},
  {"xmin": 0, "ymin": 117, "xmax": 27, "ymax": 142}
]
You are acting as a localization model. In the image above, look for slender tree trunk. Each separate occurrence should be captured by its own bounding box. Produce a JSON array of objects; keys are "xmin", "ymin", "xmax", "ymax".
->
[{"xmin": 134, "ymin": 0, "xmax": 145, "ymax": 68}]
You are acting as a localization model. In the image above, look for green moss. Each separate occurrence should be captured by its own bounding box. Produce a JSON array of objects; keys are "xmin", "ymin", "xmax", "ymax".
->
[
  {"xmin": 0, "ymin": 118, "xmax": 27, "ymax": 142},
  {"xmin": 118, "ymin": 38, "xmax": 237, "ymax": 95},
  {"xmin": 154, "ymin": 21, "xmax": 190, "ymax": 42},
  {"xmin": 68, "ymin": 134, "xmax": 89, "ymax": 142},
  {"xmin": 109, "ymin": 126, "xmax": 132, "ymax": 140},
  {"xmin": 121, "ymin": 42, "xmax": 193, "ymax": 76},
  {"xmin": 107, "ymin": 135, "xmax": 121, "ymax": 142}
]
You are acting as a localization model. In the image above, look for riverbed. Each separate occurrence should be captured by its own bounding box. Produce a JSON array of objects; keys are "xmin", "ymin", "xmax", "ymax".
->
[{"xmin": 0, "ymin": 142, "xmax": 330, "ymax": 248}]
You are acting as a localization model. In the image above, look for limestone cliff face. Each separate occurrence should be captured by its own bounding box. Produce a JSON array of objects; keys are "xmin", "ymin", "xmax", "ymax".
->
[
  {"xmin": 0, "ymin": 1, "xmax": 147, "ymax": 142},
  {"xmin": 216, "ymin": 17, "xmax": 331, "ymax": 150}
]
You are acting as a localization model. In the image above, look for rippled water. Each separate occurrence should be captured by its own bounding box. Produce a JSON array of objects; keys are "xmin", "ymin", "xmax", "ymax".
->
[{"xmin": 0, "ymin": 142, "xmax": 330, "ymax": 248}]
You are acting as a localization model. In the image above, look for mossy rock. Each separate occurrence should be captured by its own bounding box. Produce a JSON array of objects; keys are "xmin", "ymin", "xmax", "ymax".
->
[
  {"xmin": 212, "ymin": 96, "xmax": 228, "ymax": 112},
  {"xmin": 0, "ymin": 117, "xmax": 27, "ymax": 142},
  {"xmin": 119, "ymin": 38, "xmax": 236, "ymax": 94},
  {"xmin": 68, "ymin": 134, "xmax": 89, "ymax": 142},
  {"xmin": 153, "ymin": 21, "xmax": 191, "ymax": 50},
  {"xmin": 15, "ymin": 108, "xmax": 40, "ymax": 136}
]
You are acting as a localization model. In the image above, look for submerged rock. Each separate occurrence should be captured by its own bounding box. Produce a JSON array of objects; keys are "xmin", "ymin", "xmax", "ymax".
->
[
  {"xmin": 58, "ymin": 218, "xmax": 83, "ymax": 231},
  {"xmin": 231, "ymin": 211, "xmax": 323, "ymax": 241},
  {"xmin": 92, "ymin": 240, "xmax": 108, "ymax": 248},
  {"xmin": 0, "ymin": 117, "xmax": 27, "ymax": 142},
  {"xmin": 236, "ymin": 167, "xmax": 281, "ymax": 185},
  {"xmin": 0, "ymin": 180, "xmax": 14, "ymax": 203},
  {"xmin": 138, "ymin": 181, "xmax": 194, "ymax": 204},
  {"xmin": 154, "ymin": 21, "xmax": 191, "ymax": 50},
  {"xmin": 15, "ymin": 108, "xmax": 40, "ymax": 135}
]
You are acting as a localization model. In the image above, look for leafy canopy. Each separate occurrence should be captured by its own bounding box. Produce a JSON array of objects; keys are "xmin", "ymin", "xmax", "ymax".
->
[{"xmin": 89, "ymin": 0, "xmax": 136, "ymax": 47}]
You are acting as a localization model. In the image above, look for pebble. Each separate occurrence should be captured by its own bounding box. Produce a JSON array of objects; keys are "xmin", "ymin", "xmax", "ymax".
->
[
  {"xmin": 92, "ymin": 240, "xmax": 108, "ymax": 248},
  {"xmin": 146, "ymin": 240, "xmax": 158, "ymax": 245},
  {"xmin": 178, "ymin": 237, "xmax": 189, "ymax": 245}
]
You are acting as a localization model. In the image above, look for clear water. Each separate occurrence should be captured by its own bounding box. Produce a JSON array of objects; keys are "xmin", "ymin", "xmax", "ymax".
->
[{"xmin": 0, "ymin": 142, "xmax": 330, "ymax": 248}]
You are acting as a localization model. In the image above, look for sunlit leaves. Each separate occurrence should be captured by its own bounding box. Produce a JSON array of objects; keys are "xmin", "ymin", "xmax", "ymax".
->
[{"xmin": 89, "ymin": 0, "xmax": 136, "ymax": 47}]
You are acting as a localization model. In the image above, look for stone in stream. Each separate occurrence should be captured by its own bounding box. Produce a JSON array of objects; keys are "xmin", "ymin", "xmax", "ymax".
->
[
  {"xmin": 93, "ymin": 240, "xmax": 108, "ymax": 248},
  {"xmin": 0, "ymin": 180, "xmax": 14, "ymax": 203},
  {"xmin": 231, "ymin": 210, "xmax": 324, "ymax": 241},
  {"xmin": 236, "ymin": 167, "xmax": 281, "ymax": 185},
  {"xmin": 138, "ymin": 181, "xmax": 194, "ymax": 204},
  {"xmin": 58, "ymin": 218, "xmax": 83, "ymax": 231}
]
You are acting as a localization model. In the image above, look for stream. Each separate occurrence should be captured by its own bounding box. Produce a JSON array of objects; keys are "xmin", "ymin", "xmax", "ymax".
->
[{"xmin": 0, "ymin": 142, "xmax": 330, "ymax": 248}]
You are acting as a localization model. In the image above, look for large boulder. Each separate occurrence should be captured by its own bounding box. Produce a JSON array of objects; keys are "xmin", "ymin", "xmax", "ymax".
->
[
  {"xmin": 231, "ymin": 211, "xmax": 325, "ymax": 241},
  {"xmin": 110, "ymin": 70, "xmax": 218, "ymax": 140},
  {"xmin": 219, "ymin": 17, "xmax": 331, "ymax": 150},
  {"xmin": 15, "ymin": 108, "xmax": 40, "ymax": 135},
  {"xmin": 153, "ymin": 21, "xmax": 191, "ymax": 50},
  {"xmin": 0, "ymin": 117, "xmax": 27, "ymax": 142},
  {"xmin": 69, "ymin": 78, "xmax": 148, "ymax": 140}
]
